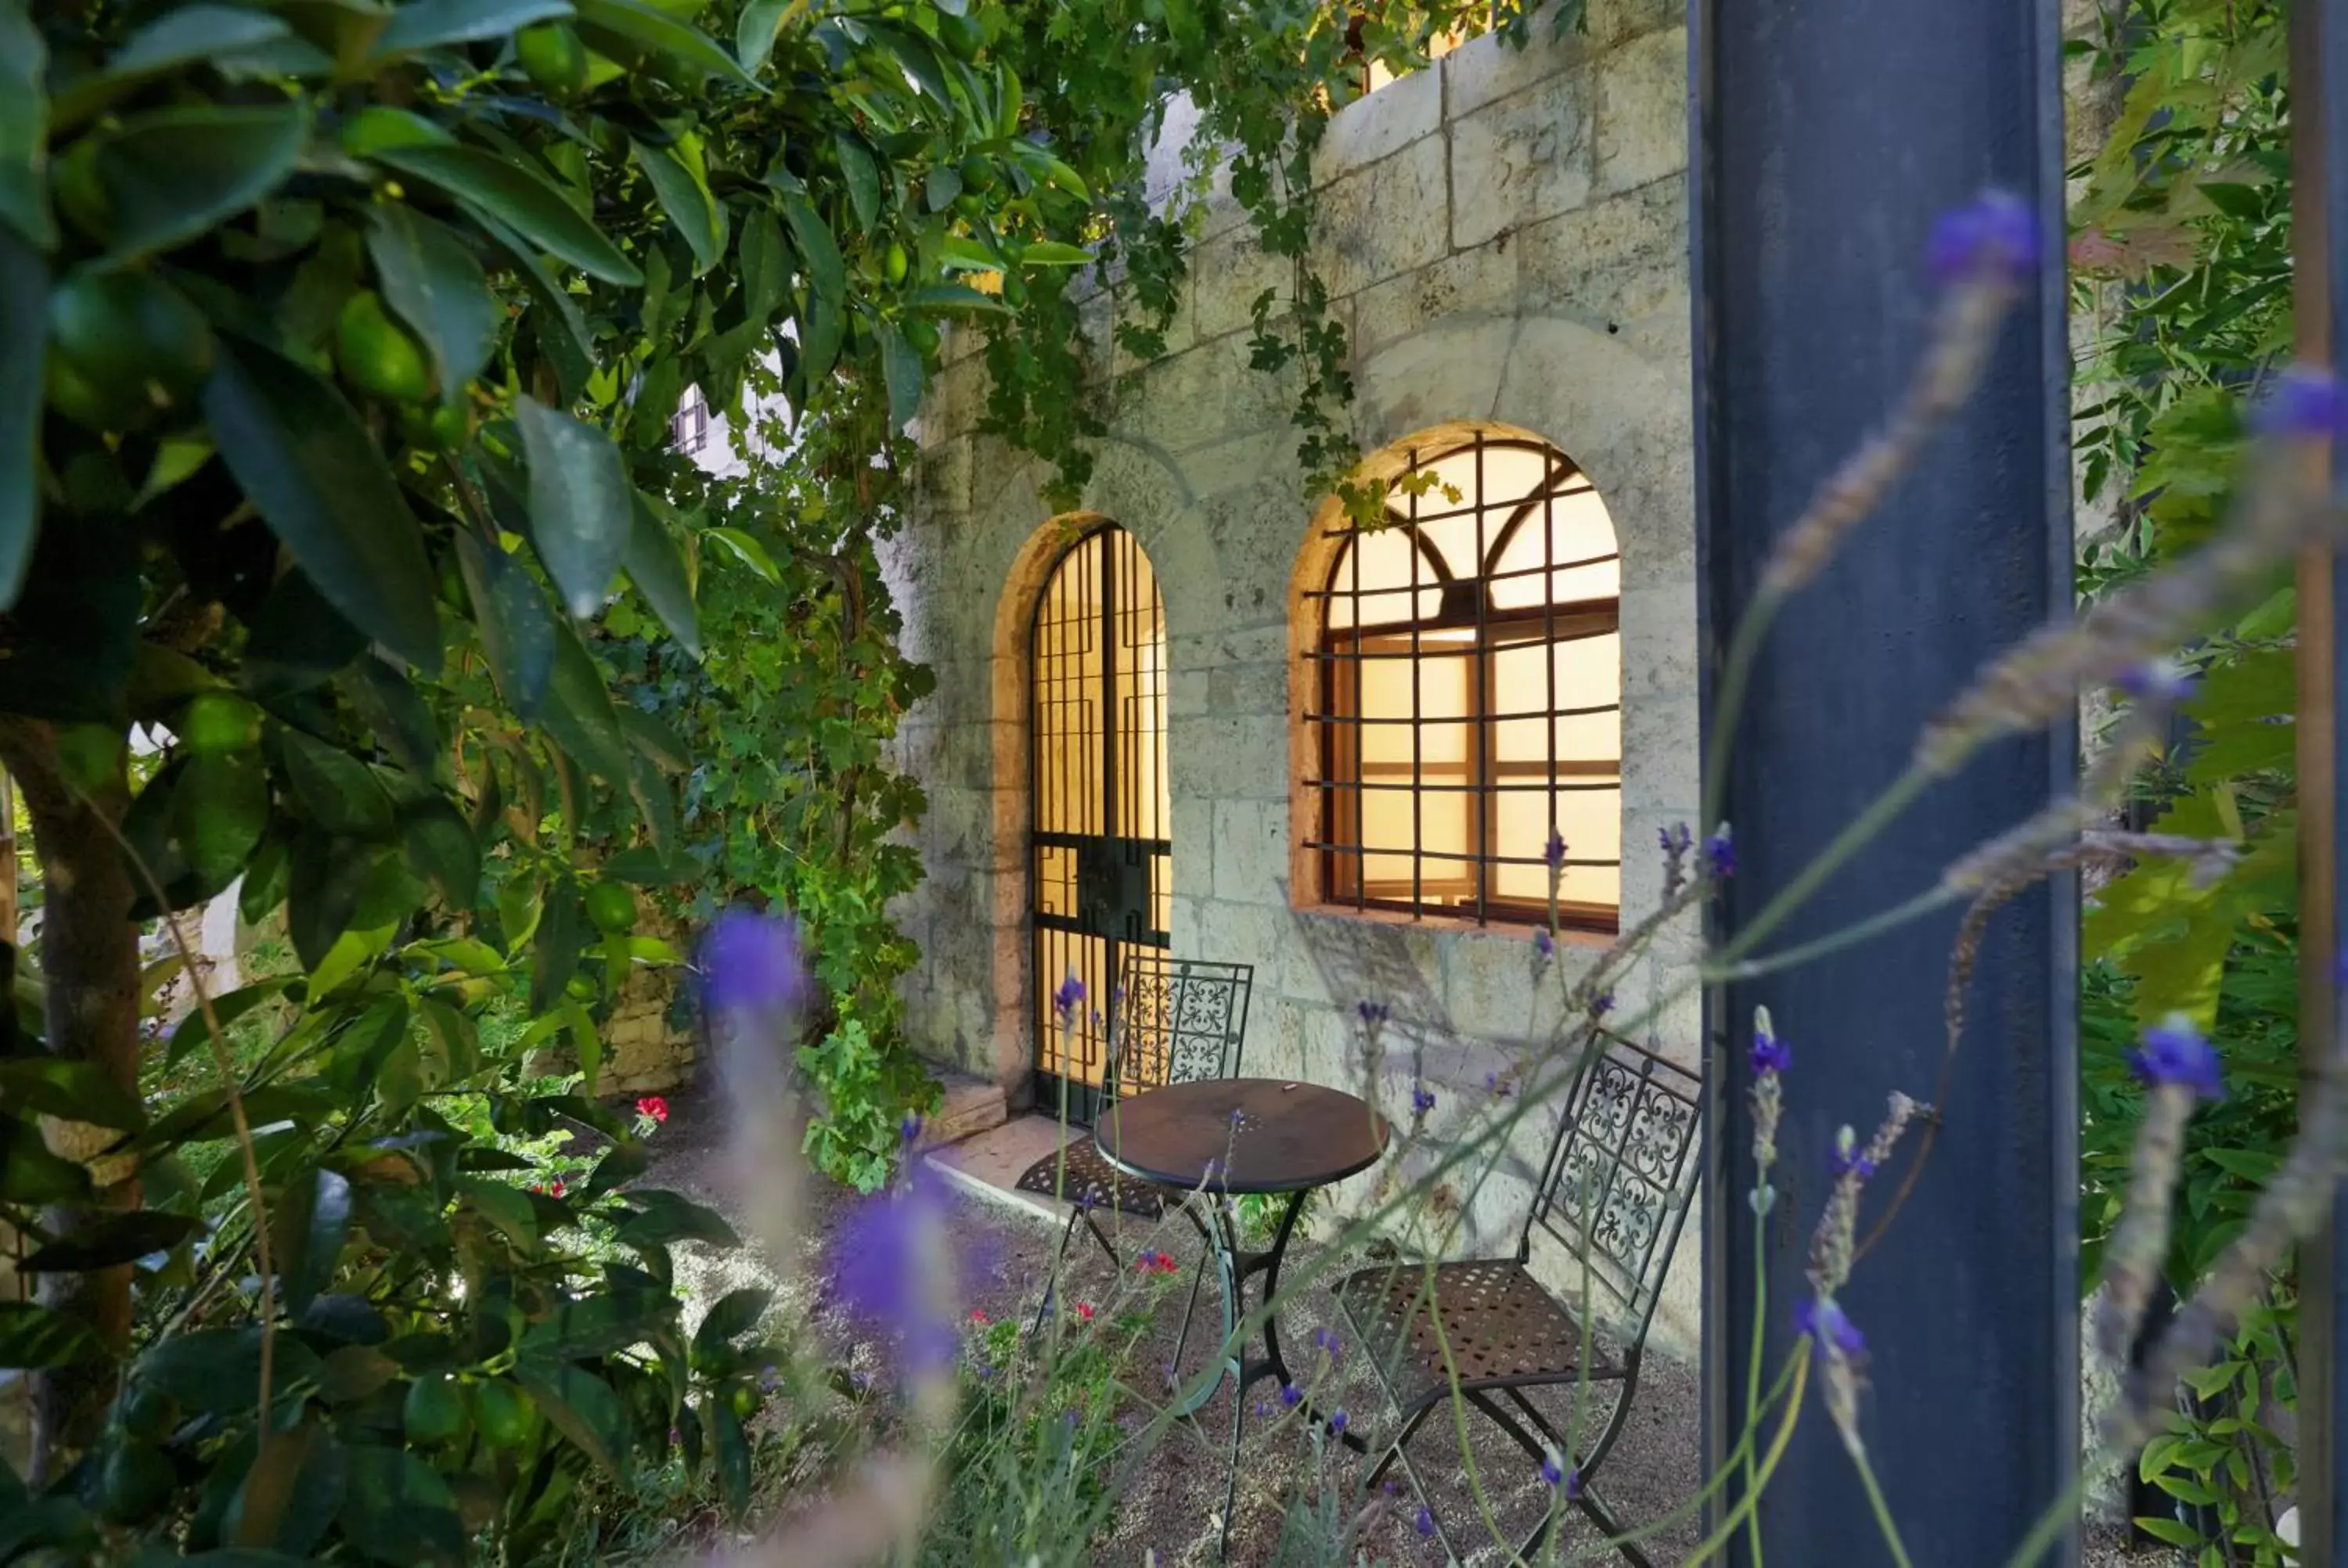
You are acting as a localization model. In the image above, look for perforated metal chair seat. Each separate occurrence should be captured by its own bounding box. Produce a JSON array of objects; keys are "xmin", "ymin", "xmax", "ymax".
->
[
  {"xmin": 1337, "ymin": 1258, "xmax": 1626, "ymax": 1404},
  {"xmin": 1013, "ymin": 1134, "xmax": 1170, "ymax": 1219}
]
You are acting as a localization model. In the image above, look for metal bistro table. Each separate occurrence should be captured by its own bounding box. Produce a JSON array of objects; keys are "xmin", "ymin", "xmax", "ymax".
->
[{"xmin": 1097, "ymin": 1076, "xmax": 1389, "ymax": 1555}]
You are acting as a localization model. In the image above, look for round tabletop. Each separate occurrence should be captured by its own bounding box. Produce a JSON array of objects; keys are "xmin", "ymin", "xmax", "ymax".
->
[{"xmin": 1096, "ymin": 1078, "xmax": 1389, "ymax": 1194}]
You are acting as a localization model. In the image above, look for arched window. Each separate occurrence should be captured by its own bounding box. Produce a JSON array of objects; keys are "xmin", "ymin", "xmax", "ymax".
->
[{"xmin": 1304, "ymin": 433, "xmax": 1621, "ymax": 930}]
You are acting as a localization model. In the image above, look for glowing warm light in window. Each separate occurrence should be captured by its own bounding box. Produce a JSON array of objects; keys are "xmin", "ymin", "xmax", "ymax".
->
[{"xmin": 1307, "ymin": 435, "xmax": 1622, "ymax": 928}]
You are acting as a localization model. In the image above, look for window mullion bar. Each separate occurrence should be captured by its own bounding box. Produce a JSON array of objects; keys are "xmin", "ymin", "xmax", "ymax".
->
[
  {"xmin": 1473, "ymin": 430, "xmax": 1490, "ymax": 926},
  {"xmin": 1409, "ymin": 446, "xmax": 1424, "ymax": 917}
]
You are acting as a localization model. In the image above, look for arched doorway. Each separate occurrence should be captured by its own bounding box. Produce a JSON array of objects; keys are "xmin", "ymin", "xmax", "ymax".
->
[{"xmin": 1029, "ymin": 523, "xmax": 1169, "ymax": 1122}]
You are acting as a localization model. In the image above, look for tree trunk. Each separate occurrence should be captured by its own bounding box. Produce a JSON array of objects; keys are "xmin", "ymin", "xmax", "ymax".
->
[{"xmin": 0, "ymin": 723, "xmax": 139, "ymax": 1483}]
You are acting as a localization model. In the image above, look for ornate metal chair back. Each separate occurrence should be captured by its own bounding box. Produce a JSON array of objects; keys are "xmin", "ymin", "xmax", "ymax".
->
[
  {"xmin": 1100, "ymin": 953, "xmax": 1254, "ymax": 1102},
  {"xmin": 1522, "ymin": 1029, "xmax": 1705, "ymax": 1347}
]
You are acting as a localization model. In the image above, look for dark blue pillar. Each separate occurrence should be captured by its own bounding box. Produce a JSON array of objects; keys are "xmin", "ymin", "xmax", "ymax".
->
[{"xmin": 1691, "ymin": 3, "xmax": 2078, "ymax": 1563}]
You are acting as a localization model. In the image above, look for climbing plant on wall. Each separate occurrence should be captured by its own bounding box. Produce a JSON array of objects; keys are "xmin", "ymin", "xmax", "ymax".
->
[{"xmin": 2066, "ymin": 0, "xmax": 2299, "ymax": 1552}]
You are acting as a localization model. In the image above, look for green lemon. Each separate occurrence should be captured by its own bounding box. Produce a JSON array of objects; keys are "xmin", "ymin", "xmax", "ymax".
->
[
  {"xmin": 96, "ymin": 1442, "xmax": 175, "ymax": 1525},
  {"xmin": 516, "ymin": 22, "xmax": 590, "ymax": 97},
  {"xmin": 726, "ymin": 1381, "xmax": 758, "ymax": 1419},
  {"xmin": 335, "ymin": 290, "xmax": 432, "ymax": 405},
  {"xmin": 585, "ymin": 881, "xmax": 637, "ymax": 934},
  {"xmin": 403, "ymin": 1373, "xmax": 469, "ymax": 1446},
  {"xmin": 474, "ymin": 1379, "xmax": 535, "ymax": 1448},
  {"xmin": 51, "ymin": 138, "xmax": 111, "ymax": 245},
  {"xmin": 901, "ymin": 316, "xmax": 939, "ymax": 358},
  {"xmin": 402, "ymin": 400, "xmax": 470, "ymax": 452},
  {"xmin": 959, "ymin": 155, "xmax": 996, "ymax": 195},
  {"xmin": 45, "ymin": 353, "xmax": 150, "ymax": 433},
  {"xmin": 179, "ymin": 692, "xmax": 263, "ymax": 756},
  {"xmin": 49, "ymin": 269, "xmax": 215, "ymax": 412},
  {"xmin": 883, "ymin": 240, "xmax": 909, "ymax": 286},
  {"xmin": 117, "ymin": 1383, "xmax": 175, "ymax": 1443}
]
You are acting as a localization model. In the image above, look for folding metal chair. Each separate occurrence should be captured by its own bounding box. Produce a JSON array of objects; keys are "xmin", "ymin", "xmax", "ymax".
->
[{"xmin": 1333, "ymin": 1031, "xmax": 1702, "ymax": 1566}]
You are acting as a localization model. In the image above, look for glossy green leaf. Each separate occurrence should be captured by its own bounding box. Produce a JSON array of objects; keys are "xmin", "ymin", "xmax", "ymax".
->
[
  {"xmin": 712, "ymin": 1397, "xmax": 751, "ymax": 1516},
  {"xmin": 704, "ymin": 526, "xmax": 781, "ymax": 584},
  {"xmin": 575, "ymin": 0, "xmax": 759, "ymax": 88},
  {"xmin": 780, "ymin": 193, "xmax": 845, "ymax": 311},
  {"xmin": 289, "ymin": 835, "xmax": 377, "ymax": 971},
  {"xmin": 0, "ymin": 1056, "xmax": 148, "ymax": 1131},
  {"xmin": 530, "ymin": 879, "xmax": 582, "ymax": 1016},
  {"xmin": 174, "ymin": 751, "xmax": 270, "ymax": 888},
  {"xmin": 543, "ymin": 620, "xmax": 633, "ymax": 784},
  {"xmin": 632, "ymin": 135, "xmax": 726, "ymax": 275},
  {"xmin": 456, "ymin": 534, "xmax": 557, "ymax": 722},
  {"xmin": 340, "ymin": 1445, "xmax": 463, "ymax": 1566},
  {"xmin": 95, "ymin": 102, "xmax": 308, "ymax": 261},
  {"xmin": 469, "ymin": 207, "xmax": 593, "ymax": 395},
  {"xmin": 738, "ymin": 207, "xmax": 789, "ymax": 328},
  {"xmin": 0, "ymin": 229, "xmax": 38, "ymax": 612},
  {"xmin": 21, "ymin": 1210, "xmax": 203, "ymax": 1271},
  {"xmin": 373, "ymin": 143, "xmax": 642, "ymax": 286},
  {"xmin": 938, "ymin": 237, "xmax": 999, "ymax": 272},
  {"xmin": 282, "ymin": 728, "xmax": 394, "ymax": 838},
  {"xmin": 906, "ymin": 281, "xmax": 1011, "ymax": 315},
  {"xmin": 204, "ymin": 341, "xmax": 443, "ymax": 674},
  {"xmin": 0, "ymin": 1301, "xmax": 104, "ymax": 1368},
  {"xmin": 456, "ymin": 1174, "xmax": 538, "ymax": 1250},
  {"xmin": 376, "ymin": 0, "xmax": 575, "ymax": 55},
  {"xmin": 736, "ymin": 0, "xmax": 790, "ymax": 71},
  {"xmin": 615, "ymin": 1189, "xmax": 740, "ymax": 1248},
  {"xmin": 1017, "ymin": 239, "xmax": 1093, "ymax": 267},
  {"xmin": 366, "ymin": 204, "xmax": 497, "ymax": 397},
  {"xmin": 618, "ymin": 707, "xmax": 689, "ymax": 771},
  {"xmin": 625, "ymin": 491, "xmax": 700, "ymax": 659},
  {"xmin": 692, "ymin": 1288, "xmax": 772, "ymax": 1359},
  {"xmin": 2, "ymin": 1120, "xmax": 89, "ymax": 1203},
  {"xmin": 834, "ymin": 131, "xmax": 880, "ymax": 232},
  {"xmin": 878, "ymin": 322, "xmax": 924, "ymax": 431},
  {"xmin": 50, "ymin": 7, "xmax": 296, "ymax": 131},
  {"xmin": 516, "ymin": 1361, "xmax": 632, "ymax": 1477},
  {"xmin": 0, "ymin": 2, "xmax": 52, "ymax": 248},
  {"xmin": 400, "ymin": 797, "xmax": 479, "ymax": 908},
  {"xmin": 517, "ymin": 396, "xmax": 632, "ymax": 617},
  {"xmin": 272, "ymin": 1168, "xmax": 353, "ymax": 1317},
  {"xmin": 167, "ymin": 979, "xmax": 290, "ymax": 1070}
]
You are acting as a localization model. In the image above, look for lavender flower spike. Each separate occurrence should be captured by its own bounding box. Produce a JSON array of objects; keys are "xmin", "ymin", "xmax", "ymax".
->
[
  {"xmin": 1926, "ymin": 189, "xmax": 2041, "ymax": 288},
  {"xmin": 2129, "ymin": 1013, "xmax": 2224, "ymax": 1102},
  {"xmin": 1052, "ymin": 972, "xmax": 1086, "ymax": 1025},
  {"xmin": 2249, "ymin": 365, "xmax": 2343, "ymax": 441},
  {"xmin": 1543, "ymin": 829, "xmax": 1568, "ymax": 875},
  {"xmin": 698, "ymin": 907, "xmax": 808, "ymax": 1015}
]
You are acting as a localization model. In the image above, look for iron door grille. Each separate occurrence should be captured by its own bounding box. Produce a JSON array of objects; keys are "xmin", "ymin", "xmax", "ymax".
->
[{"xmin": 1030, "ymin": 525, "xmax": 1171, "ymax": 1122}]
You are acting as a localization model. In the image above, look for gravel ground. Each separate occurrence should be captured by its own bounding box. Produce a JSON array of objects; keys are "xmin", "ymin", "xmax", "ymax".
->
[{"xmin": 641, "ymin": 1081, "xmax": 2171, "ymax": 1567}]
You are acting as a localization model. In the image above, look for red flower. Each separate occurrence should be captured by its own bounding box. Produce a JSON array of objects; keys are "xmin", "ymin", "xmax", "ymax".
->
[
  {"xmin": 550, "ymin": 1179, "xmax": 566, "ymax": 1198},
  {"xmin": 1075, "ymin": 1302, "xmax": 1095, "ymax": 1322},
  {"xmin": 636, "ymin": 1095, "xmax": 670, "ymax": 1124},
  {"xmin": 1135, "ymin": 1250, "xmax": 1179, "ymax": 1275},
  {"xmin": 970, "ymin": 1308, "xmax": 989, "ymax": 1325}
]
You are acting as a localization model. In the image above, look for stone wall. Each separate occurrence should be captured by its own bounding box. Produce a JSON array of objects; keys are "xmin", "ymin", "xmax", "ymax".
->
[
  {"xmin": 884, "ymin": 0, "xmax": 1703, "ymax": 1350},
  {"xmin": 528, "ymin": 892, "xmax": 699, "ymax": 1095}
]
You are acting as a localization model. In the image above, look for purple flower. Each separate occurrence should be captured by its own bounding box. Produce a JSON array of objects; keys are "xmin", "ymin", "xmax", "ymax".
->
[
  {"xmin": 1052, "ymin": 973, "xmax": 1086, "ymax": 1024},
  {"xmin": 1830, "ymin": 1149, "xmax": 1877, "ymax": 1181},
  {"xmin": 1313, "ymin": 1326, "xmax": 1341, "ymax": 1358},
  {"xmin": 1592, "ymin": 991, "xmax": 1614, "ymax": 1016},
  {"xmin": 900, "ymin": 1113, "xmax": 923, "ymax": 1144},
  {"xmin": 1415, "ymin": 1505, "xmax": 1436, "ymax": 1537},
  {"xmin": 1533, "ymin": 929, "xmax": 1554, "ymax": 959},
  {"xmin": 2115, "ymin": 660, "xmax": 2196, "ymax": 704},
  {"xmin": 1410, "ymin": 1085, "xmax": 1437, "ymax": 1117},
  {"xmin": 698, "ymin": 908, "xmax": 808, "ymax": 1014},
  {"xmin": 1658, "ymin": 822, "xmax": 1692, "ymax": 858},
  {"xmin": 1749, "ymin": 1022, "xmax": 1789, "ymax": 1077},
  {"xmin": 1926, "ymin": 189, "xmax": 2040, "ymax": 286},
  {"xmin": 1483, "ymin": 1071, "xmax": 1513, "ymax": 1099},
  {"xmin": 828, "ymin": 1169, "xmax": 958, "ymax": 1368},
  {"xmin": 1279, "ymin": 1382, "xmax": 1302, "ymax": 1408},
  {"xmin": 1543, "ymin": 831, "xmax": 1568, "ymax": 872},
  {"xmin": 1328, "ymin": 1408, "xmax": 1348, "ymax": 1435},
  {"xmin": 1356, "ymin": 999, "xmax": 1390, "ymax": 1027},
  {"xmin": 1795, "ymin": 1296, "xmax": 1866, "ymax": 1358},
  {"xmin": 1702, "ymin": 829, "xmax": 1735, "ymax": 880},
  {"xmin": 1540, "ymin": 1454, "xmax": 1564, "ymax": 1487},
  {"xmin": 2128, "ymin": 1014, "xmax": 2225, "ymax": 1102},
  {"xmin": 2250, "ymin": 365, "xmax": 2343, "ymax": 441}
]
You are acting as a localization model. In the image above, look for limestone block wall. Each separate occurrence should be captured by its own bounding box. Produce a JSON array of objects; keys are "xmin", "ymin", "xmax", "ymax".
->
[
  {"xmin": 528, "ymin": 893, "xmax": 699, "ymax": 1095},
  {"xmin": 884, "ymin": 1, "xmax": 1704, "ymax": 1351}
]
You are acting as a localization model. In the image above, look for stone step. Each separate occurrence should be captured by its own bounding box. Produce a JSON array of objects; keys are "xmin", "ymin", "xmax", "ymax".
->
[
  {"xmin": 922, "ymin": 1113, "xmax": 1072, "ymax": 1226},
  {"xmin": 926, "ymin": 1072, "xmax": 1010, "ymax": 1144}
]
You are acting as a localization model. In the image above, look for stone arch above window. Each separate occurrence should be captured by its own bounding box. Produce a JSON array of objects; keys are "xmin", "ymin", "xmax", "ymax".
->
[{"xmin": 1293, "ymin": 430, "xmax": 1622, "ymax": 932}]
